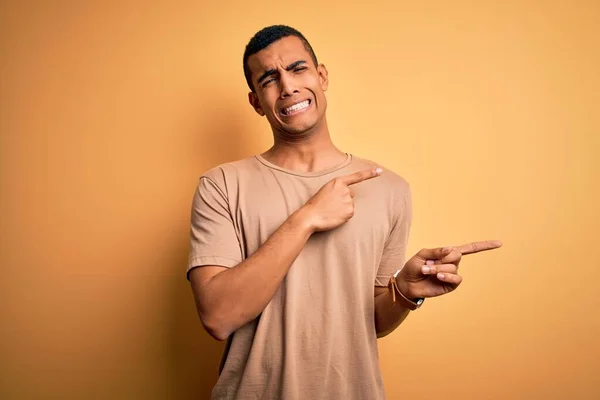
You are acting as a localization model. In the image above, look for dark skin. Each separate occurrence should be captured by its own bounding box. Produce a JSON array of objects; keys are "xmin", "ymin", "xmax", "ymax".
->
[
  {"xmin": 190, "ymin": 35, "xmax": 502, "ymax": 341},
  {"xmin": 247, "ymin": 46, "xmax": 328, "ymax": 140},
  {"xmin": 374, "ymin": 241, "xmax": 502, "ymax": 337},
  {"xmin": 246, "ymin": 35, "xmax": 346, "ymax": 173}
]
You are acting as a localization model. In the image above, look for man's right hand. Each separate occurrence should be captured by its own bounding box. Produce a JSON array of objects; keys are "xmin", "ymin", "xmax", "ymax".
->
[{"xmin": 301, "ymin": 167, "xmax": 383, "ymax": 233}]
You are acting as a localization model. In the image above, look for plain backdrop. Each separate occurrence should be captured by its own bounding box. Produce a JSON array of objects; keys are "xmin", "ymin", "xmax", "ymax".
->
[{"xmin": 1, "ymin": 1, "xmax": 598, "ymax": 399}]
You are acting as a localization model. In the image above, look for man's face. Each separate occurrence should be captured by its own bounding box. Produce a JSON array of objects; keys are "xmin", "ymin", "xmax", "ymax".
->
[{"xmin": 247, "ymin": 36, "xmax": 329, "ymax": 137}]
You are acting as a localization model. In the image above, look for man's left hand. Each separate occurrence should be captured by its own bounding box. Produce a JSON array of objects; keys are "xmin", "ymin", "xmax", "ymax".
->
[{"xmin": 396, "ymin": 240, "xmax": 503, "ymax": 299}]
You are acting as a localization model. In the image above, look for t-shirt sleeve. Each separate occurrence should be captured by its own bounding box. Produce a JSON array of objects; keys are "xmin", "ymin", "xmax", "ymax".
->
[
  {"xmin": 187, "ymin": 175, "xmax": 243, "ymax": 279},
  {"xmin": 375, "ymin": 185, "xmax": 413, "ymax": 287}
]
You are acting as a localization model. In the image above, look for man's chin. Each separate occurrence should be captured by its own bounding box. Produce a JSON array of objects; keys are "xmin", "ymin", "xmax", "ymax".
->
[
  {"xmin": 283, "ymin": 118, "xmax": 321, "ymax": 134},
  {"xmin": 280, "ymin": 124, "xmax": 316, "ymax": 138}
]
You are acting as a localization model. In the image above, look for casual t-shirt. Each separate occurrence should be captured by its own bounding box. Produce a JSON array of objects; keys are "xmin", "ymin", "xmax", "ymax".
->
[{"xmin": 188, "ymin": 153, "xmax": 412, "ymax": 400}]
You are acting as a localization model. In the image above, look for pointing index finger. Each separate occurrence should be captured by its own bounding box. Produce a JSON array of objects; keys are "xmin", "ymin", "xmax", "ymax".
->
[
  {"xmin": 339, "ymin": 168, "xmax": 383, "ymax": 186},
  {"xmin": 456, "ymin": 240, "xmax": 503, "ymax": 256}
]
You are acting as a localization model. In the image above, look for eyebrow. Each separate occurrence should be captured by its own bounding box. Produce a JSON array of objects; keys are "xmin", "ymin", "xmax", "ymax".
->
[{"xmin": 257, "ymin": 60, "xmax": 308, "ymax": 85}]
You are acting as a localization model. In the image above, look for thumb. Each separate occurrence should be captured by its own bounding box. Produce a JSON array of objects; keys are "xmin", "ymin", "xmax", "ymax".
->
[{"xmin": 416, "ymin": 246, "xmax": 453, "ymax": 261}]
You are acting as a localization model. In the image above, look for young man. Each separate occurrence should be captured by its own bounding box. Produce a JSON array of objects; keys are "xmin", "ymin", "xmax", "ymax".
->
[{"xmin": 187, "ymin": 25, "xmax": 501, "ymax": 400}]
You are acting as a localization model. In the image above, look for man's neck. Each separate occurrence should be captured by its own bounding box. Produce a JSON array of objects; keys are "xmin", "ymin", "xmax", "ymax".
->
[{"xmin": 263, "ymin": 123, "xmax": 347, "ymax": 174}]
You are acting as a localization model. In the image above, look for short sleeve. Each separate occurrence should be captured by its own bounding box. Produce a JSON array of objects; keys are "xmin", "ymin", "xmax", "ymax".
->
[
  {"xmin": 375, "ymin": 186, "xmax": 413, "ymax": 286},
  {"xmin": 187, "ymin": 176, "xmax": 243, "ymax": 279}
]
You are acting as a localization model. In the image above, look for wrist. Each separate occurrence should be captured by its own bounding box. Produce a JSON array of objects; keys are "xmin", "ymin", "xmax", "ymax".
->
[
  {"xmin": 394, "ymin": 274, "xmax": 413, "ymax": 300},
  {"xmin": 388, "ymin": 270, "xmax": 424, "ymax": 310},
  {"xmin": 290, "ymin": 206, "xmax": 316, "ymax": 236}
]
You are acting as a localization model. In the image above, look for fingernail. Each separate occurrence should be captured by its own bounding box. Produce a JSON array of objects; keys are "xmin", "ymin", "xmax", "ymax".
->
[
  {"xmin": 426, "ymin": 260, "xmax": 434, "ymax": 265},
  {"xmin": 437, "ymin": 273, "xmax": 445, "ymax": 280},
  {"xmin": 422, "ymin": 266, "xmax": 430, "ymax": 274},
  {"xmin": 375, "ymin": 167, "xmax": 383, "ymax": 174}
]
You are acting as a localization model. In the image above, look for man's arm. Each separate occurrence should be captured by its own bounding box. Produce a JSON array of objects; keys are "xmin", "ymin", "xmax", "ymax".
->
[
  {"xmin": 374, "ymin": 286, "xmax": 410, "ymax": 338},
  {"xmin": 190, "ymin": 208, "xmax": 312, "ymax": 341},
  {"xmin": 190, "ymin": 168, "xmax": 382, "ymax": 341},
  {"xmin": 373, "ymin": 184, "xmax": 413, "ymax": 338}
]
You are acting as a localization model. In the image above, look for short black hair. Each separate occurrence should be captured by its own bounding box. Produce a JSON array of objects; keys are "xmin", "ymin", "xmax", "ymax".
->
[{"xmin": 243, "ymin": 25, "xmax": 318, "ymax": 92}]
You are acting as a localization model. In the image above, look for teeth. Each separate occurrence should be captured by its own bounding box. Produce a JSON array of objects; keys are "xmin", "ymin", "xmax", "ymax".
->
[{"xmin": 284, "ymin": 100, "xmax": 309, "ymax": 115}]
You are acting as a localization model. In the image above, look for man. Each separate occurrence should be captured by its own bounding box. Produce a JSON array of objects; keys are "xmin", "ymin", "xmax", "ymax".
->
[{"xmin": 187, "ymin": 25, "xmax": 501, "ymax": 399}]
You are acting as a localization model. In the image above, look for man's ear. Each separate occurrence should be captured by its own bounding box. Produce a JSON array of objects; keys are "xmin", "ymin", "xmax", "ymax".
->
[
  {"xmin": 317, "ymin": 64, "xmax": 329, "ymax": 91},
  {"xmin": 248, "ymin": 92, "xmax": 265, "ymax": 116}
]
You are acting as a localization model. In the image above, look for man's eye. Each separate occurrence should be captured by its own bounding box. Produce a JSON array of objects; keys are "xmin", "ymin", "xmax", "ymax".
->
[
  {"xmin": 294, "ymin": 67, "xmax": 307, "ymax": 72},
  {"xmin": 262, "ymin": 78, "xmax": 276, "ymax": 87}
]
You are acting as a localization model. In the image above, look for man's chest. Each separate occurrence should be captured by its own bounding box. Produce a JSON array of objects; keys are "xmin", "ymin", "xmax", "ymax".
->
[{"xmin": 229, "ymin": 176, "xmax": 394, "ymax": 258}]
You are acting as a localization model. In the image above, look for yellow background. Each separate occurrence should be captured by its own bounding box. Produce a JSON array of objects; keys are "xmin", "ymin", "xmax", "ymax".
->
[{"xmin": 2, "ymin": 1, "xmax": 598, "ymax": 399}]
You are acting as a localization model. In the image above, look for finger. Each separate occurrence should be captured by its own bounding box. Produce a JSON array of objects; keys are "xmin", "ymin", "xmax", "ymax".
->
[
  {"xmin": 421, "ymin": 263, "xmax": 458, "ymax": 275},
  {"xmin": 338, "ymin": 167, "xmax": 382, "ymax": 186},
  {"xmin": 417, "ymin": 246, "xmax": 453, "ymax": 261},
  {"xmin": 439, "ymin": 249, "xmax": 462, "ymax": 265},
  {"xmin": 349, "ymin": 187, "xmax": 356, "ymax": 198},
  {"xmin": 457, "ymin": 240, "xmax": 503, "ymax": 256},
  {"xmin": 435, "ymin": 272, "xmax": 463, "ymax": 286}
]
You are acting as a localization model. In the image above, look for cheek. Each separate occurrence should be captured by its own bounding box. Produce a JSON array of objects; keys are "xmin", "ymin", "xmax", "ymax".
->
[
  {"xmin": 305, "ymin": 75, "xmax": 326, "ymax": 101},
  {"xmin": 261, "ymin": 91, "xmax": 280, "ymax": 113},
  {"xmin": 317, "ymin": 75, "xmax": 327, "ymax": 91},
  {"xmin": 315, "ymin": 89, "xmax": 327, "ymax": 109},
  {"xmin": 307, "ymin": 74, "xmax": 321, "ymax": 89},
  {"xmin": 252, "ymin": 99, "xmax": 269, "ymax": 117}
]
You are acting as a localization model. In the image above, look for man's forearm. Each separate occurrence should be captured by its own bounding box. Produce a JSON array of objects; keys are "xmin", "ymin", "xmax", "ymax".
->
[
  {"xmin": 194, "ymin": 208, "xmax": 313, "ymax": 341},
  {"xmin": 374, "ymin": 286, "xmax": 411, "ymax": 338}
]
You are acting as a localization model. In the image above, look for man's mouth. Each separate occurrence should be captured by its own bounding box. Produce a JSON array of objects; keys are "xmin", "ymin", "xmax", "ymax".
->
[{"xmin": 281, "ymin": 99, "xmax": 311, "ymax": 116}]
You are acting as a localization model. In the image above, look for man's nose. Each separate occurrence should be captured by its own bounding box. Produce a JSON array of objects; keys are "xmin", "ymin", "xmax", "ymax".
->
[{"xmin": 279, "ymin": 73, "xmax": 299, "ymax": 98}]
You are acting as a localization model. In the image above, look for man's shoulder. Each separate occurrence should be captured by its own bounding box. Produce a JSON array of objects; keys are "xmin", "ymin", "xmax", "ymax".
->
[
  {"xmin": 200, "ymin": 155, "xmax": 262, "ymax": 182},
  {"xmin": 350, "ymin": 154, "xmax": 410, "ymax": 192}
]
